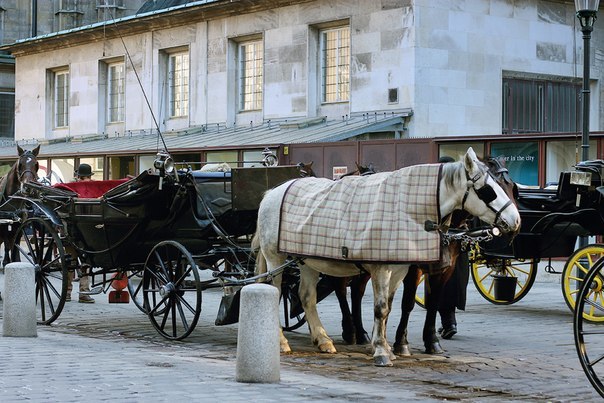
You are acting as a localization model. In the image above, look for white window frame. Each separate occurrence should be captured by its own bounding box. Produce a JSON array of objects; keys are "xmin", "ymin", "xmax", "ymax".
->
[
  {"xmin": 54, "ymin": 69, "xmax": 69, "ymax": 128},
  {"xmin": 238, "ymin": 40, "xmax": 263, "ymax": 111},
  {"xmin": 168, "ymin": 51, "xmax": 189, "ymax": 118},
  {"xmin": 107, "ymin": 61, "xmax": 125, "ymax": 123},
  {"xmin": 320, "ymin": 26, "xmax": 350, "ymax": 103}
]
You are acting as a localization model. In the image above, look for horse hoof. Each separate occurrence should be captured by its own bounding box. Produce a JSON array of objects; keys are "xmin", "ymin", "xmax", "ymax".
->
[
  {"xmin": 342, "ymin": 332, "xmax": 356, "ymax": 345},
  {"xmin": 319, "ymin": 342, "xmax": 337, "ymax": 353},
  {"xmin": 280, "ymin": 343, "xmax": 292, "ymax": 354},
  {"xmin": 425, "ymin": 342, "xmax": 444, "ymax": 354},
  {"xmin": 374, "ymin": 355, "xmax": 393, "ymax": 367},
  {"xmin": 393, "ymin": 344, "xmax": 411, "ymax": 356},
  {"xmin": 356, "ymin": 332, "xmax": 371, "ymax": 345}
]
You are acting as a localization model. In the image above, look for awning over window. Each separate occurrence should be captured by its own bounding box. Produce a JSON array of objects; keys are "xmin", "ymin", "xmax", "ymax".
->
[{"xmin": 0, "ymin": 112, "xmax": 409, "ymax": 158}]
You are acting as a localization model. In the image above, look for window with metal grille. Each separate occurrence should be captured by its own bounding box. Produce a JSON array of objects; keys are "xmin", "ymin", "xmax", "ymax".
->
[
  {"xmin": 107, "ymin": 62, "xmax": 125, "ymax": 123},
  {"xmin": 0, "ymin": 92, "xmax": 14, "ymax": 138},
  {"xmin": 168, "ymin": 52, "xmax": 189, "ymax": 118},
  {"xmin": 502, "ymin": 77, "xmax": 580, "ymax": 134},
  {"xmin": 321, "ymin": 26, "xmax": 350, "ymax": 103},
  {"xmin": 238, "ymin": 40, "xmax": 263, "ymax": 111},
  {"xmin": 54, "ymin": 70, "xmax": 69, "ymax": 128}
]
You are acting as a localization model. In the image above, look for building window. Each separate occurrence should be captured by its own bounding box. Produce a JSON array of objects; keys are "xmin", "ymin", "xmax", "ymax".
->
[
  {"xmin": 168, "ymin": 51, "xmax": 189, "ymax": 118},
  {"xmin": 490, "ymin": 141, "xmax": 539, "ymax": 187},
  {"xmin": 54, "ymin": 69, "xmax": 69, "ymax": 128},
  {"xmin": 238, "ymin": 40, "xmax": 263, "ymax": 111},
  {"xmin": 107, "ymin": 62, "xmax": 125, "ymax": 123},
  {"xmin": 321, "ymin": 26, "xmax": 350, "ymax": 103},
  {"xmin": 0, "ymin": 92, "xmax": 14, "ymax": 138},
  {"xmin": 502, "ymin": 77, "xmax": 580, "ymax": 134}
]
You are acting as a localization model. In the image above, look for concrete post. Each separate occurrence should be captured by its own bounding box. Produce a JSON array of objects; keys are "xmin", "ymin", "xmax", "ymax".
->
[
  {"xmin": 236, "ymin": 283, "xmax": 280, "ymax": 383},
  {"xmin": 3, "ymin": 262, "xmax": 37, "ymax": 337}
]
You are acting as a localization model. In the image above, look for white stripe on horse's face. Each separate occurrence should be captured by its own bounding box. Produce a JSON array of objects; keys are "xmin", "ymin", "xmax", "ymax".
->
[{"xmin": 26, "ymin": 157, "xmax": 32, "ymax": 164}]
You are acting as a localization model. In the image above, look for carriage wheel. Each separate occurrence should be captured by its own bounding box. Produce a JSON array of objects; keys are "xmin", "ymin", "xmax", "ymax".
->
[
  {"xmin": 142, "ymin": 241, "xmax": 201, "ymax": 340},
  {"xmin": 564, "ymin": 244, "xmax": 604, "ymax": 323},
  {"xmin": 574, "ymin": 257, "xmax": 604, "ymax": 398},
  {"xmin": 127, "ymin": 266, "xmax": 168, "ymax": 315},
  {"xmin": 470, "ymin": 245, "xmax": 537, "ymax": 304},
  {"xmin": 280, "ymin": 269, "xmax": 306, "ymax": 331},
  {"xmin": 11, "ymin": 217, "xmax": 68, "ymax": 325},
  {"xmin": 414, "ymin": 272, "xmax": 426, "ymax": 309}
]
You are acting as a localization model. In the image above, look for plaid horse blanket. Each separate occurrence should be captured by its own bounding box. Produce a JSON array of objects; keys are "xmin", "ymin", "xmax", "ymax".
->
[{"xmin": 278, "ymin": 164, "xmax": 443, "ymax": 263}]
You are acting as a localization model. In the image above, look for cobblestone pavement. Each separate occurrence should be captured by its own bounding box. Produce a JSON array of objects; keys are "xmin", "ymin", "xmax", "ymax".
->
[{"xmin": 0, "ymin": 264, "xmax": 600, "ymax": 402}]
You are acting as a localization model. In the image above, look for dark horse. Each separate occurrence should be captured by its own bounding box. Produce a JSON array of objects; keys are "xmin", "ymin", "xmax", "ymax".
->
[{"xmin": 0, "ymin": 145, "xmax": 41, "ymax": 267}]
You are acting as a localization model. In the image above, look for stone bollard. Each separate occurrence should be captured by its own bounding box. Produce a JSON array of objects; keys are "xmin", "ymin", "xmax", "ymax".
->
[
  {"xmin": 3, "ymin": 262, "xmax": 37, "ymax": 337},
  {"xmin": 236, "ymin": 283, "xmax": 280, "ymax": 383}
]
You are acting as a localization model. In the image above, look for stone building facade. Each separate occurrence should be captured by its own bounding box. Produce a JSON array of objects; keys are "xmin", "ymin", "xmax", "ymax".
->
[{"xmin": 0, "ymin": 0, "xmax": 602, "ymax": 186}]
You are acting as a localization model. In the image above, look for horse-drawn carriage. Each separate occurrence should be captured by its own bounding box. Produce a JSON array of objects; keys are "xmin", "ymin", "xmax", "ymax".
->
[
  {"xmin": 467, "ymin": 159, "xmax": 604, "ymax": 321},
  {"xmin": 0, "ymin": 151, "xmax": 302, "ymax": 340}
]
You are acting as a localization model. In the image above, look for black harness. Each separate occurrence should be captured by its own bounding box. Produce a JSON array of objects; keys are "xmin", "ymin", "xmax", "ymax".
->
[{"xmin": 461, "ymin": 169, "xmax": 514, "ymax": 230}]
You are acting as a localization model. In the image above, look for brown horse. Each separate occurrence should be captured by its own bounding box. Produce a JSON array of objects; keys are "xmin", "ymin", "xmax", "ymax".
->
[{"xmin": 0, "ymin": 145, "xmax": 41, "ymax": 267}]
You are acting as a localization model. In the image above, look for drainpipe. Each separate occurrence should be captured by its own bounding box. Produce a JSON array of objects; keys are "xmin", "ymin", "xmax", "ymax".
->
[{"xmin": 31, "ymin": 0, "xmax": 37, "ymax": 37}]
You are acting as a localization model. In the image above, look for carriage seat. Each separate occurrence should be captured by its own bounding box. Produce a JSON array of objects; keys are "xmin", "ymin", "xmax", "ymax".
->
[{"xmin": 53, "ymin": 179, "xmax": 130, "ymax": 198}]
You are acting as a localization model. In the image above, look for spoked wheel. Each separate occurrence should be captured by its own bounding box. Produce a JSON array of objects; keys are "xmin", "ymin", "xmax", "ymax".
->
[
  {"xmin": 470, "ymin": 246, "xmax": 537, "ymax": 304},
  {"xmin": 10, "ymin": 217, "xmax": 68, "ymax": 325},
  {"xmin": 128, "ymin": 266, "xmax": 168, "ymax": 315},
  {"xmin": 574, "ymin": 256, "xmax": 604, "ymax": 398},
  {"xmin": 142, "ymin": 241, "xmax": 201, "ymax": 340},
  {"xmin": 414, "ymin": 272, "xmax": 426, "ymax": 309},
  {"xmin": 280, "ymin": 269, "xmax": 306, "ymax": 331},
  {"xmin": 563, "ymin": 244, "xmax": 604, "ymax": 322}
]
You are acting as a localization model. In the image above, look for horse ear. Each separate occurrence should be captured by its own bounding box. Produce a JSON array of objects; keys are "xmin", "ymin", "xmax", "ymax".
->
[
  {"xmin": 464, "ymin": 147, "xmax": 479, "ymax": 173},
  {"xmin": 32, "ymin": 145, "xmax": 40, "ymax": 156},
  {"xmin": 17, "ymin": 145, "xmax": 24, "ymax": 156}
]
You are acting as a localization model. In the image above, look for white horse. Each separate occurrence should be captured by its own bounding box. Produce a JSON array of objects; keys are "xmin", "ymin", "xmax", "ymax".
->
[{"xmin": 253, "ymin": 147, "xmax": 520, "ymax": 366}]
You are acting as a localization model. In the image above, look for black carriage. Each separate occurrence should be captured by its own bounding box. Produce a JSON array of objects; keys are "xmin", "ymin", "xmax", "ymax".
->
[
  {"xmin": 0, "ymin": 157, "xmax": 302, "ymax": 340},
  {"xmin": 469, "ymin": 159, "xmax": 604, "ymax": 321}
]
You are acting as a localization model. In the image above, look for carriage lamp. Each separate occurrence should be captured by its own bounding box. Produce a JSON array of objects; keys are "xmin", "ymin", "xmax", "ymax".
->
[
  {"xmin": 153, "ymin": 152, "xmax": 174, "ymax": 173},
  {"xmin": 153, "ymin": 152, "xmax": 174, "ymax": 190},
  {"xmin": 570, "ymin": 171, "xmax": 592, "ymax": 187},
  {"xmin": 575, "ymin": 0, "xmax": 600, "ymax": 163}
]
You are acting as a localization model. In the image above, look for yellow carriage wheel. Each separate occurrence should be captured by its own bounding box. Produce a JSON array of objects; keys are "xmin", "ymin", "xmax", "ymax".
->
[
  {"xmin": 414, "ymin": 272, "xmax": 426, "ymax": 308},
  {"xmin": 562, "ymin": 244, "xmax": 604, "ymax": 323},
  {"xmin": 470, "ymin": 245, "xmax": 538, "ymax": 305}
]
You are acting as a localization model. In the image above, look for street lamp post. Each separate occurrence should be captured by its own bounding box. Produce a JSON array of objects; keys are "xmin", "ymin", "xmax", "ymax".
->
[{"xmin": 575, "ymin": 0, "xmax": 600, "ymax": 162}]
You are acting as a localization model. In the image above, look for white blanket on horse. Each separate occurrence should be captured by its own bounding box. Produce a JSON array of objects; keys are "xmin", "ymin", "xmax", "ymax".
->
[{"xmin": 278, "ymin": 164, "xmax": 442, "ymax": 263}]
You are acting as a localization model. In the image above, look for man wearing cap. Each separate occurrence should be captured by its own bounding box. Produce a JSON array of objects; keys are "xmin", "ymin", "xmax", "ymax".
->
[{"xmin": 66, "ymin": 163, "xmax": 95, "ymax": 303}]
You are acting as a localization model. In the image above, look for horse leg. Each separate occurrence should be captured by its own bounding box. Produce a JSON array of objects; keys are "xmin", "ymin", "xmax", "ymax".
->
[
  {"xmin": 299, "ymin": 266, "xmax": 336, "ymax": 353},
  {"xmin": 370, "ymin": 269, "xmax": 400, "ymax": 367},
  {"xmin": 393, "ymin": 265, "xmax": 420, "ymax": 356},
  {"xmin": 350, "ymin": 273, "xmax": 371, "ymax": 345},
  {"xmin": 256, "ymin": 246, "xmax": 292, "ymax": 353},
  {"xmin": 330, "ymin": 276, "xmax": 356, "ymax": 344},
  {"xmin": 423, "ymin": 271, "xmax": 445, "ymax": 354}
]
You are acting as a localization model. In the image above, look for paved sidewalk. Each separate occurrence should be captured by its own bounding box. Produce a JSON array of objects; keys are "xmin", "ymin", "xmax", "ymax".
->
[{"xmin": 0, "ymin": 263, "xmax": 599, "ymax": 402}]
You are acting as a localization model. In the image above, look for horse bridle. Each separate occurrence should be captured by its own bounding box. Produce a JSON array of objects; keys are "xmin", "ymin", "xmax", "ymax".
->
[
  {"xmin": 16, "ymin": 151, "xmax": 38, "ymax": 181},
  {"xmin": 461, "ymin": 168, "xmax": 514, "ymax": 229}
]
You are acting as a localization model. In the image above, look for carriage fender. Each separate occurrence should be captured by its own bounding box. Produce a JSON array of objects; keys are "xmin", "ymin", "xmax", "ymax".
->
[{"xmin": 8, "ymin": 195, "xmax": 63, "ymax": 228}]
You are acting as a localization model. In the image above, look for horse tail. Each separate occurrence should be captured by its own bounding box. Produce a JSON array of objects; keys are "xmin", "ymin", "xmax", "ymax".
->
[{"xmin": 251, "ymin": 232, "xmax": 268, "ymax": 278}]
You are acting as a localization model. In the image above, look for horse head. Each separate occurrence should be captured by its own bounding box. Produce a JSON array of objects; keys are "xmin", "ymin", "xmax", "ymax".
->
[
  {"xmin": 442, "ymin": 147, "xmax": 520, "ymax": 235},
  {"xmin": 16, "ymin": 145, "xmax": 40, "ymax": 184},
  {"xmin": 297, "ymin": 161, "xmax": 315, "ymax": 177}
]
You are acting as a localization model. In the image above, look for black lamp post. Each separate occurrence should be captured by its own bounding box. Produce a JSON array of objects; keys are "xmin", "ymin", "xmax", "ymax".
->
[{"xmin": 575, "ymin": 0, "xmax": 600, "ymax": 162}]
